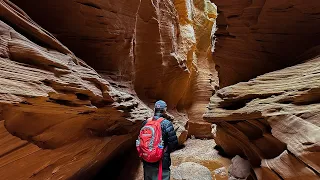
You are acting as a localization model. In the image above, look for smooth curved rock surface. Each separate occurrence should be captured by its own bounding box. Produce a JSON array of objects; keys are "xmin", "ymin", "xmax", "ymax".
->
[
  {"xmin": 0, "ymin": 0, "xmax": 220, "ymax": 179},
  {"xmin": 204, "ymin": 55, "xmax": 320, "ymax": 179},
  {"xmin": 213, "ymin": 0, "xmax": 320, "ymax": 87},
  {"xmin": 0, "ymin": 0, "xmax": 151, "ymax": 179},
  {"xmin": 11, "ymin": 0, "xmax": 219, "ymax": 139},
  {"xmin": 10, "ymin": 0, "xmax": 139, "ymax": 75}
]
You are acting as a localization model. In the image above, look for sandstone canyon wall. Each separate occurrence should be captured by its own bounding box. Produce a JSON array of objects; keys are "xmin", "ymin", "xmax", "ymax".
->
[
  {"xmin": 213, "ymin": 0, "xmax": 320, "ymax": 87},
  {"xmin": 11, "ymin": 0, "xmax": 219, "ymax": 140},
  {"xmin": 0, "ymin": 0, "xmax": 151, "ymax": 179},
  {"xmin": 1, "ymin": 0, "xmax": 320, "ymax": 179},
  {"xmin": 0, "ymin": 0, "xmax": 218, "ymax": 179},
  {"xmin": 204, "ymin": 0, "xmax": 320, "ymax": 179},
  {"xmin": 204, "ymin": 56, "xmax": 320, "ymax": 179}
]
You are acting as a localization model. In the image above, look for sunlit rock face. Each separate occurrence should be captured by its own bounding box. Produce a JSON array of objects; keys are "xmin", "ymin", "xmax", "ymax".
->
[
  {"xmin": 0, "ymin": 0, "xmax": 218, "ymax": 179},
  {"xmin": 2, "ymin": 0, "xmax": 320, "ymax": 179},
  {"xmin": 173, "ymin": 0, "xmax": 219, "ymax": 138},
  {"xmin": 11, "ymin": 0, "xmax": 219, "ymax": 139}
]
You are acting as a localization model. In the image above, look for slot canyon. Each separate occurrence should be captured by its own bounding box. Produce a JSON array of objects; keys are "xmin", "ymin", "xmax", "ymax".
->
[{"xmin": 0, "ymin": 0, "xmax": 319, "ymax": 179}]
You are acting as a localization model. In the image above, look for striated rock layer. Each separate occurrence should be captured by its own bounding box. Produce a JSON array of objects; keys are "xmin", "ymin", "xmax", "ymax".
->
[
  {"xmin": 204, "ymin": 55, "xmax": 320, "ymax": 179},
  {"xmin": 204, "ymin": 0, "xmax": 320, "ymax": 178},
  {"xmin": 213, "ymin": 0, "xmax": 320, "ymax": 87},
  {"xmin": 10, "ymin": 0, "xmax": 139, "ymax": 75},
  {"xmin": 11, "ymin": 0, "xmax": 219, "ymax": 139},
  {"xmin": 174, "ymin": 0, "xmax": 218, "ymax": 138},
  {"xmin": 0, "ymin": 0, "xmax": 151, "ymax": 179},
  {"xmin": 0, "ymin": 0, "xmax": 220, "ymax": 179}
]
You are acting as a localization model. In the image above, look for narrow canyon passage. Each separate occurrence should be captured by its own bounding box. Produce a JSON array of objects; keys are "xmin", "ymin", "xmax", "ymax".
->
[{"xmin": 0, "ymin": 0, "xmax": 319, "ymax": 180}]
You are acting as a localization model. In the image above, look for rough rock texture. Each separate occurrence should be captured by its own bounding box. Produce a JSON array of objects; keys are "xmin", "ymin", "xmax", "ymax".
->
[
  {"xmin": 173, "ymin": 0, "xmax": 219, "ymax": 138},
  {"xmin": 228, "ymin": 155, "xmax": 251, "ymax": 179},
  {"xmin": 11, "ymin": 0, "xmax": 219, "ymax": 139},
  {"xmin": 172, "ymin": 162, "xmax": 213, "ymax": 180},
  {"xmin": 10, "ymin": 0, "xmax": 139, "ymax": 75},
  {"xmin": 203, "ymin": 0, "xmax": 320, "ymax": 178},
  {"xmin": 0, "ymin": 0, "xmax": 151, "ymax": 179},
  {"xmin": 213, "ymin": 0, "xmax": 320, "ymax": 87},
  {"xmin": 118, "ymin": 139, "xmax": 231, "ymax": 180},
  {"xmin": 204, "ymin": 55, "xmax": 320, "ymax": 179},
  {"xmin": 0, "ymin": 0, "xmax": 221, "ymax": 179},
  {"xmin": 171, "ymin": 139, "xmax": 231, "ymax": 180}
]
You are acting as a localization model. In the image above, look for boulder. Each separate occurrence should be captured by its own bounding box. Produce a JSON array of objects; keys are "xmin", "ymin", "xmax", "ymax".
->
[
  {"xmin": 172, "ymin": 162, "xmax": 212, "ymax": 180},
  {"xmin": 228, "ymin": 155, "xmax": 251, "ymax": 179}
]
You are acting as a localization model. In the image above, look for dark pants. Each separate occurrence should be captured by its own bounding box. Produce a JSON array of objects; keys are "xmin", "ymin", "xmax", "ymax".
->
[{"xmin": 143, "ymin": 164, "xmax": 170, "ymax": 180}]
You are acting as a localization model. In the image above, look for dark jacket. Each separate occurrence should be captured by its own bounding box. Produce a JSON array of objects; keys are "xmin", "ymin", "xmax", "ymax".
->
[{"xmin": 141, "ymin": 115, "xmax": 178, "ymax": 170}]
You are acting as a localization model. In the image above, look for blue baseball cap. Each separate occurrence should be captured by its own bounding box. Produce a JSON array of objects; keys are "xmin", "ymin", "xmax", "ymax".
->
[{"xmin": 155, "ymin": 100, "xmax": 167, "ymax": 110}]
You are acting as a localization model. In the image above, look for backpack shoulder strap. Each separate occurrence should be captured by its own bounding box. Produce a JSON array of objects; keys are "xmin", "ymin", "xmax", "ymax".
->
[
  {"xmin": 143, "ymin": 117, "xmax": 153, "ymax": 126},
  {"xmin": 157, "ymin": 117, "xmax": 165, "ymax": 123}
]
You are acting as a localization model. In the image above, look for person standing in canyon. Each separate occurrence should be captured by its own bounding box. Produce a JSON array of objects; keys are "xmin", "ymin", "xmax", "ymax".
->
[{"xmin": 136, "ymin": 100, "xmax": 178, "ymax": 180}]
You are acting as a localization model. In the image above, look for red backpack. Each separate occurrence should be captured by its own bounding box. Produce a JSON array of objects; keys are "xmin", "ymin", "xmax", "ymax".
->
[{"xmin": 136, "ymin": 117, "xmax": 165, "ymax": 180}]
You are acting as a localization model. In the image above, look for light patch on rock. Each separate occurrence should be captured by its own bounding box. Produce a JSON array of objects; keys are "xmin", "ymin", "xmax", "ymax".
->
[
  {"xmin": 214, "ymin": 167, "xmax": 227, "ymax": 176},
  {"xmin": 172, "ymin": 162, "xmax": 212, "ymax": 180},
  {"xmin": 228, "ymin": 155, "xmax": 251, "ymax": 179}
]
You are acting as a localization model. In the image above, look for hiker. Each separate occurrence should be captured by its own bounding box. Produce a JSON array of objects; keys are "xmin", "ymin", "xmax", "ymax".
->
[{"xmin": 136, "ymin": 100, "xmax": 178, "ymax": 180}]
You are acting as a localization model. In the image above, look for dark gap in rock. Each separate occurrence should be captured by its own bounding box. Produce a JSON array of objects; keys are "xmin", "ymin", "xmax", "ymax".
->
[
  {"xmin": 302, "ymin": 142, "xmax": 314, "ymax": 146},
  {"xmin": 219, "ymin": 92, "xmax": 284, "ymax": 110},
  {"xmin": 0, "ymin": 18, "xmax": 54, "ymax": 50},
  {"xmin": 278, "ymin": 99, "xmax": 293, "ymax": 104},
  {"xmin": 227, "ymin": 14, "xmax": 240, "ymax": 18},
  {"xmin": 228, "ymin": 121, "xmax": 244, "ymax": 124},
  {"xmin": 78, "ymin": 110, "xmax": 95, "ymax": 115},
  {"xmin": 214, "ymin": 145, "xmax": 233, "ymax": 158},
  {"xmin": 49, "ymin": 98, "xmax": 81, "ymax": 107},
  {"xmin": 20, "ymin": 101, "xmax": 32, "ymax": 105},
  {"xmin": 77, "ymin": 2, "xmax": 102, "ymax": 10},
  {"xmin": 294, "ymin": 98, "xmax": 320, "ymax": 105},
  {"xmin": 76, "ymin": 93, "xmax": 90, "ymax": 101},
  {"xmin": 247, "ymin": 168, "xmax": 258, "ymax": 180},
  {"xmin": 93, "ymin": 146, "xmax": 141, "ymax": 180},
  {"xmin": 270, "ymin": 168, "xmax": 285, "ymax": 180},
  {"xmin": 219, "ymin": 100, "xmax": 247, "ymax": 110},
  {"xmin": 48, "ymin": 64, "xmax": 60, "ymax": 69}
]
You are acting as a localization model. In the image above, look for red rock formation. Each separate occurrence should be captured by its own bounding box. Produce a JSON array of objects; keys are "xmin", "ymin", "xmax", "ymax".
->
[
  {"xmin": 0, "ymin": 0, "xmax": 219, "ymax": 179},
  {"xmin": 11, "ymin": 0, "xmax": 219, "ymax": 139},
  {"xmin": 204, "ymin": 56, "xmax": 320, "ymax": 179},
  {"xmin": 0, "ymin": 0, "xmax": 151, "ymax": 179},
  {"xmin": 9, "ymin": 0, "xmax": 139, "ymax": 76},
  {"xmin": 4, "ymin": 0, "xmax": 320, "ymax": 179},
  {"xmin": 204, "ymin": 1, "xmax": 320, "ymax": 178},
  {"xmin": 213, "ymin": 0, "xmax": 320, "ymax": 87}
]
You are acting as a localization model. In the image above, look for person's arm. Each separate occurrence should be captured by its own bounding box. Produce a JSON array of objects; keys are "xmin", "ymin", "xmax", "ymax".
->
[{"xmin": 165, "ymin": 121, "xmax": 178, "ymax": 153}]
